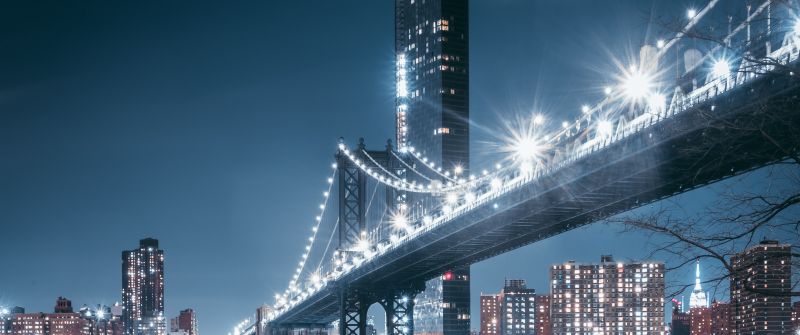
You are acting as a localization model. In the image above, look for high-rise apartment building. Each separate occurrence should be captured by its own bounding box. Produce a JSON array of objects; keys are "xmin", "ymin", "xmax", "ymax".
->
[
  {"xmin": 395, "ymin": 1, "xmax": 470, "ymax": 335},
  {"xmin": 730, "ymin": 240, "xmax": 792, "ymax": 334},
  {"xmin": 550, "ymin": 255, "xmax": 665, "ymax": 335},
  {"xmin": 122, "ymin": 238, "xmax": 165, "ymax": 335},
  {"xmin": 792, "ymin": 301, "xmax": 800, "ymax": 333},
  {"xmin": 533, "ymin": 295, "xmax": 550, "ymax": 335},
  {"xmin": 498, "ymin": 280, "xmax": 535, "ymax": 335},
  {"xmin": 710, "ymin": 301, "xmax": 731, "ymax": 335},
  {"xmin": 168, "ymin": 310, "xmax": 195, "ymax": 335},
  {"xmin": 479, "ymin": 295, "xmax": 500, "ymax": 335},
  {"xmin": 394, "ymin": 0, "xmax": 469, "ymax": 167}
]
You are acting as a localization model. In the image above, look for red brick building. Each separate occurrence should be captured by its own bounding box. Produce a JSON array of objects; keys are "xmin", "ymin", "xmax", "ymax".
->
[
  {"xmin": 690, "ymin": 307, "xmax": 712, "ymax": 335},
  {"xmin": 534, "ymin": 295, "xmax": 550, "ymax": 335}
]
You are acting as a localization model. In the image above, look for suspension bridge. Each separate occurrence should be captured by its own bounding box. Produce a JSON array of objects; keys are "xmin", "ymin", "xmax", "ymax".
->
[{"xmin": 232, "ymin": 2, "xmax": 800, "ymax": 335}]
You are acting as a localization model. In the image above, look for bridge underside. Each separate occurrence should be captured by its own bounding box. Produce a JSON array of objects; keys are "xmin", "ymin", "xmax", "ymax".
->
[{"xmin": 271, "ymin": 72, "xmax": 800, "ymax": 326}]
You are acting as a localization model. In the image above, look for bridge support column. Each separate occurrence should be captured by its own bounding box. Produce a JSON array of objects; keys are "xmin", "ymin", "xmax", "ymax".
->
[
  {"xmin": 339, "ymin": 289, "xmax": 367, "ymax": 335},
  {"xmin": 381, "ymin": 290, "xmax": 416, "ymax": 335}
]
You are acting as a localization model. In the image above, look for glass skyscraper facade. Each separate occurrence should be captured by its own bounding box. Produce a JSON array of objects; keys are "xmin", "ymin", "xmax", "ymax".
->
[
  {"xmin": 394, "ymin": 1, "xmax": 470, "ymax": 335},
  {"xmin": 122, "ymin": 238, "xmax": 165, "ymax": 335}
]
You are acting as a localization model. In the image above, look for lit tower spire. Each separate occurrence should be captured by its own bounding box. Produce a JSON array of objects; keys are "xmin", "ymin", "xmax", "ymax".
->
[{"xmin": 689, "ymin": 260, "xmax": 708, "ymax": 308}]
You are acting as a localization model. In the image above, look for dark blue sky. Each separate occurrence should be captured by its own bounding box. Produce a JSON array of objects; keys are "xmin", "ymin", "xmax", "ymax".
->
[{"xmin": 0, "ymin": 1, "xmax": 756, "ymax": 334}]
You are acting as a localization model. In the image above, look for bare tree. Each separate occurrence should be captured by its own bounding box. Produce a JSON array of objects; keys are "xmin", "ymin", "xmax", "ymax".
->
[{"xmin": 607, "ymin": 0, "xmax": 800, "ymax": 301}]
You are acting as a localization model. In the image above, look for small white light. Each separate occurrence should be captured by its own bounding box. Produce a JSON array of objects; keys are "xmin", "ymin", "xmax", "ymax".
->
[
  {"xmin": 712, "ymin": 59, "xmax": 730, "ymax": 78},
  {"xmin": 604, "ymin": 86, "xmax": 612, "ymax": 95},
  {"xmin": 581, "ymin": 105, "xmax": 590, "ymax": 113},
  {"xmin": 327, "ymin": 178, "xmax": 334, "ymax": 184},
  {"xmin": 533, "ymin": 114, "xmax": 545, "ymax": 125},
  {"xmin": 656, "ymin": 39, "xmax": 665, "ymax": 49},
  {"xmin": 597, "ymin": 120, "xmax": 613, "ymax": 137},
  {"xmin": 687, "ymin": 8, "xmax": 697, "ymax": 19}
]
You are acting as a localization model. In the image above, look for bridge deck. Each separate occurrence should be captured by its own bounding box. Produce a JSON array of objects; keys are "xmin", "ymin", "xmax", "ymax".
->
[{"xmin": 272, "ymin": 71, "xmax": 800, "ymax": 325}]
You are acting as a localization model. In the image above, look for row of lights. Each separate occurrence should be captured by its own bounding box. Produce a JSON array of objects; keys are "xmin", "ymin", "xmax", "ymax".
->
[{"xmin": 271, "ymin": 4, "xmax": 800, "ymax": 320}]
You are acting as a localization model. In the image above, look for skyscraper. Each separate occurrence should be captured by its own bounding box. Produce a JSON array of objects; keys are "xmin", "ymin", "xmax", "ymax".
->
[
  {"xmin": 550, "ymin": 255, "xmax": 665, "ymax": 335},
  {"xmin": 792, "ymin": 301, "xmax": 800, "ymax": 334},
  {"xmin": 394, "ymin": 0, "xmax": 469, "ymax": 167},
  {"xmin": 689, "ymin": 261, "xmax": 709, "ymax": 309},
  {"xmin": 395, "ymin": 1, "xmax": 470, "ymax": 335},
  {"xmin": 122, "ymin": 238, "xmax": 165, "ymax": 335},
  {"xmin": 479, "ymin": 295, "xmax": 499, "ymax": 335},
  {"xmin": 730, "ymin": 240, "xmax": 792, "ymax": 334},
  {"xmin": 498, "ymin": 280, "xmax": 536, "ymax": 335}
]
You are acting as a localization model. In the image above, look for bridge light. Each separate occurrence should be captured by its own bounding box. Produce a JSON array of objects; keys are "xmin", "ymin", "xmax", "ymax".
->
[
  {"xmin": 604, "ymin": 86, "xmax": 612, "ymax": 95},
  {"xmin": 464, "ymin": 192, "xmax": 476, "ymax": 203},
  {"xmin": 621, "ymin": 68, "xmax": 653, "ymax": 101},
  {"xmin": 712, "ymin": 59, "xmax": 730, "ymax": 78},
  {"xmin": 490, "ymin": 178, "xmax": 502, "ymax": 191},
  {"xmin": 687, "ymin": 8, "xmax": 697, "ymax": 19},
  {"xmin": 656, "ymin": 39, "xmax": 665, "ymax": 49},
  {"xmin": 454, "ymin": 165, "xmax": 463, "ymax": 175},
  {"xmin": 446, "ymin": 193, "xmax": 459, "ymax": 205},
  {"xmin": 581, "ymin": 105, "xmax": 590, "ymax": 114},
  {"xmin": 597, "ymin": 120, "xmax": 613, "ymax": 138},
  {"xmin": 533, "ymin": 114, "xmax": 545, "ymax": 125},
  {"xmin": 392, "ymin": 212, "xmax": 411, "ymax": 232}
]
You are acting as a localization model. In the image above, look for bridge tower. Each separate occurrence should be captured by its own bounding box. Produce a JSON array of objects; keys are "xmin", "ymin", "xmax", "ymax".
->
[{"xmin": 335, "ymin": 138, "xmax": 418, "ymax": 335}]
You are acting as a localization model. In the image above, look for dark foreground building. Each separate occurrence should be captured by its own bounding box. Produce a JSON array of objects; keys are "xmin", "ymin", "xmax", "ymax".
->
[
  {"xmin": 395, "ymin": 1, "xmax": 470, "ymax": 335},
  {"xmin": 122, "ymin": 238, "xmax": 165, "ymax": 335}
]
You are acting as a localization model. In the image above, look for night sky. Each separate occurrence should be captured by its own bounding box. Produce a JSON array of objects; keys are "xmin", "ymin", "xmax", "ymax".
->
[{"xmin": 0, "ymin": 1, "xmax": 760, "ymax": 334}]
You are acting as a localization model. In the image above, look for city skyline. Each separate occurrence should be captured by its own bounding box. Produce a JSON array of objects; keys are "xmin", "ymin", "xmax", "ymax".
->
[{"xmin": 1, "ymin": 1, "xmax": 798, "ymax": 335}]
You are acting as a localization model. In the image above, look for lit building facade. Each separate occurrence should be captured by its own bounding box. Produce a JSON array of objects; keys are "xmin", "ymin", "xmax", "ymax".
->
[
  {"xmin": 533, "ymin": 295, "xmax": 550, "ymax": 335},
  {"xmin": 479, "ymin": 295, "xmax": 499, "ymax": 335},
  {"xmin": 550, "ymin": 255, "xmax": 665, "ymax": 335},
  {"xmin": 7, "ymin": 297, "xmax": 122, "ymax": 335},
  {"xmin": 792, "ymin": 301, "xmax": 800, "ymax": 334},
  {"xmin": 395, "ymin": 1, "xmax": 470, "ymax": 335},
  {"xmin": 730, "ymin": 240, "xmax": 792, "ymax": 334},
  {"xmin": 689, "ymin": 262, "xmax": 708, "ymax": 309},
  {"xmin": 498, "ymin": 280, "xmax": 536, "ymax": 335},
  {"xmin": 709, "ymin": 301, "xmax": 731, "ymax": 335},
  {"xmin": 690, "ymin": 307, "xmax": 711, "ymax": 335},
  {"xmin": 394, "ymin": 0, "xmax": 469, "ymax": 166},
  {"xmin": 122, "ymin": 238, "xmax": 165, "ymax": 335},
  {"xmin": 168, "ymin": 310, "xmax": 195, "ymax": 335}
]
